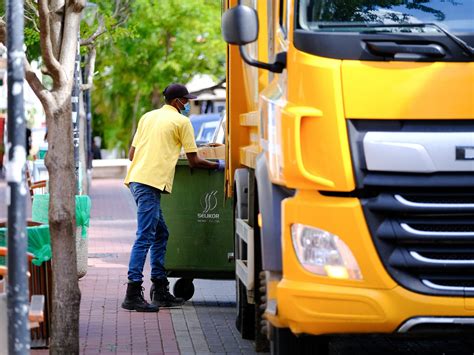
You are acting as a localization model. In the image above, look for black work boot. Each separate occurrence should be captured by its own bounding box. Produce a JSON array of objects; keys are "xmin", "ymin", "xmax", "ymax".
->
[
  {"xmin": 151, "ymin": 278, "xmax": 185, "ymax": 308},
  {"xmin": 121, "ymin": 281, "xmax": 159, "ymax": 312}
]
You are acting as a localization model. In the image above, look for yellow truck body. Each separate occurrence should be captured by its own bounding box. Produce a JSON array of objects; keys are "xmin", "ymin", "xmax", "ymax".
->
[{"xmin": 223, "ymin": 0, "xmax": 474, "ymax": 349}]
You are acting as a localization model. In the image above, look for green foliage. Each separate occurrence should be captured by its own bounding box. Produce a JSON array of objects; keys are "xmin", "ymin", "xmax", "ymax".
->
[
  {"xmin": 0, "ymin": 2, "xmax": 41, "ymax": 60},
  {"xmin": 24, "ymin": 27, "xmax": 41, "ymax": 60},
  {"xmin": 92, "ymin": 0, "xmax": 226, "ymax": 152}
]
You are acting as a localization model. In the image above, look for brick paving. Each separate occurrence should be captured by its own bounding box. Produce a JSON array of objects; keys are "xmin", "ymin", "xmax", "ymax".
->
[
  {"xmin": 80, "ymin": 179, "xmax": 257, "ymax": 354},
  {"xmin": 80, "ymin": 215, "xmax": 181, "ymax": 355},
  {"xmin": 1, "ymin": 178, "xmax": 258, "ymax": 354}
]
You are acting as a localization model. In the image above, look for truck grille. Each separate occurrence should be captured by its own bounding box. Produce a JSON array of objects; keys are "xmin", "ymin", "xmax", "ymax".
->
[
  {"xmin": 348, "ymin": 119, "xmax": 474, "ymax": 297},
  {"xmin": 362, "ymin": 192, "xmax": 474, "ymax": 296}
]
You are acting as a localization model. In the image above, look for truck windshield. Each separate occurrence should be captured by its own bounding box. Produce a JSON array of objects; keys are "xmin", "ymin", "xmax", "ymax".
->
[{"xmin": 299, "ymin": 0, "xmax": 474, "ymax": 34}]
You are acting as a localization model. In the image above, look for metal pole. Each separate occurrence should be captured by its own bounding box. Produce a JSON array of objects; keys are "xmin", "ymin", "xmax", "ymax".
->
[
  {"xmin": 72, "ymin": 34, "xmax": 81, "ymax": 194},
  {"xmin": 6, "ymin": 0, "xmax": 30, "ymax": 353},
  {"xmin": 85, "ymin": 80, "xmax": 92, "ymax": 171},
  {"xmin": 81, "ymin": 54, "xmax": 92, "ymax": 171}
]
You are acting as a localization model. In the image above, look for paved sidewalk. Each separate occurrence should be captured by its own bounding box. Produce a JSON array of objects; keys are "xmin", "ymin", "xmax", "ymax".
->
[
  {"xmin": 73, "ymin": 179, "xmax": 255, "ymax": 354},
  {"xmin": 81, "ymin": 179, "xmax": 255, "ymax": 354},
  {"xmin": 2, "ymin": 178, "xmax": 256, "ymax": 354}
]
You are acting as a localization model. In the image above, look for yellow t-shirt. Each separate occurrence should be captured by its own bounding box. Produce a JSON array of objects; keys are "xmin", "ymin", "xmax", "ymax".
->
[{"xmin": 124, "ymin": 105, "xmax": 197, "ymax": 193}]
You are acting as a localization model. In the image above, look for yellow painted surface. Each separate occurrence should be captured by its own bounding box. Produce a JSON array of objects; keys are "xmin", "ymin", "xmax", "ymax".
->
[
  {"xmin": 265, "ymin": 278, "xmax": 287, "ymax": 328},
  {"xmin": 269, "ymin": 191, "xmax": 472, "ymax": 335},
  {"xmin": 240, "ymin": 111, "xmax": 259, "ymax": 127},
  {"xmin": 280, "ymin": 47, "xmax": 355, "ymax": 191},
  {"xmin": 226, "ymin": 0, "xmax": 474, "ymax": 337},
  {"xmin": 226, "ymin": 0, "xmax": 266, "ymax": 180},
  {"xmin": 226, "ymin": 37, "xmax": 250, "ymax": 194},
  {"xmin": 465, "ymin": 297, "xmax": 474, "ymax": 311},
  {"xmin": 342, "ymin": 61, "xmax": 474, "ymax": 119},
  {"xmin": 257, "ymin": 0, "xmax": 270, "ymax": 91},
  {"xmin": 239, "ymin": 145, "xmax": 260, "ymax": 169},
  {"xmin": 276, "ymin": 280, "xmax": 471, "ymax": 335}
]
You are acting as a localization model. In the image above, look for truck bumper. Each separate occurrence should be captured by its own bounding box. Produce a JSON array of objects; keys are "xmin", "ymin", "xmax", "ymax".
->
[
  {"xmin": 275, "ymin": 279, "xmax": 470, "ymax": 335},
  {"xmin": 270, "ymin": 191, "xmax": 474, "ymax": 335}
]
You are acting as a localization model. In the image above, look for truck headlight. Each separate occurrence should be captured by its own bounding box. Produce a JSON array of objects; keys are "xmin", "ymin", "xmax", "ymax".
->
[{"xmin": 291, "ymin": 224, "xmax": 363, "ymax": 280}]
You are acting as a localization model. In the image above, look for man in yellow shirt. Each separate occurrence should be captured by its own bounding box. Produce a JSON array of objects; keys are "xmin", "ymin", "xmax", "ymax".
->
[{"xmin": 122, "ymin": 83, "xmax": 224, "ymax": 312}]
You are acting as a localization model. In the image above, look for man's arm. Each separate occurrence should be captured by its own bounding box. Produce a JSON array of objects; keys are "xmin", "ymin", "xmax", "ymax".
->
[
  {"xmin": 186, "ymin": 152, "xmax": 219, "ymax": 169},
  {"xmin": 128, "ymin": 146, "xmax": 135, "ymax": 161}
]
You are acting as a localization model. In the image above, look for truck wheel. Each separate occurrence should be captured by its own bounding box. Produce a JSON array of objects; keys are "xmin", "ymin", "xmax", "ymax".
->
[
  {"xmin": 236, "ymin": 278, "xmax": 255, "ymax": 339},
  {"xmin": 254, "ymin": 271, "xmax": 269, "ymax": 351},
  {"xmin": 271, "ymin": 327, "xmax": 329, "ymax": 355},
  {"xmin": 233, "ymin": 171, "xmax": 255, "ymax": 339},
  {"xmin": 173, "ymin": 278, "xmax": 194, "ymax": 301},
  {"xmin": 252, "ymin": 181, "xmax": 269, "ymax": 352}
]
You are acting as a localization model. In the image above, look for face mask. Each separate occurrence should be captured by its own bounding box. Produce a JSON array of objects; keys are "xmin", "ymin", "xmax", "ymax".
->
[
  {"xmin": 178, "ymin": 99, "xmax": 191, "ymax": 117},
  {"xmin": 181, "ymin": 102, "xmax": 191, "ymax": 117}
]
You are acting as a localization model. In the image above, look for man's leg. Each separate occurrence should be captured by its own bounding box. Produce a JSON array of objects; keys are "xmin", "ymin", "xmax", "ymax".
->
[
  {"xmin": 150, "ymin": 203, "xmax": 168, "ymax": 280},
  {"xmin": 122, "ymin": 183, "xmax": 159, "ymax": 312},
  {"xmin": 150, "ymin": 205, "xmax": 184, "ymax": 307}
]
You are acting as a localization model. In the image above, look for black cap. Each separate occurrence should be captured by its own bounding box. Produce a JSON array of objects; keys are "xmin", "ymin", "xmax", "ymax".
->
[{"xmin": 163, "ymin": 83, "xmax": 197, "ymax": 101}]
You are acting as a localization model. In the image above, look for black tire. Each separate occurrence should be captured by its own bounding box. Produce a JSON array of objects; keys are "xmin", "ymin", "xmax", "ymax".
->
[
  {"xmin": 236, "ymin": 278, "xmax": 255, "ymax": 339},
  {"xmin": 253, "ymin": 232, "xmax": 269, "ymax": 351},
  {"xmin": 271, "ymin": 327, "xmax": 329, "ymax": 355},
  {"xmin": 172, "ymin": 278, "xmax": 194, "ymax": 301},
  {"xmin": 252, "ymin": 181, "xmax": 269, "ymax": 352}
]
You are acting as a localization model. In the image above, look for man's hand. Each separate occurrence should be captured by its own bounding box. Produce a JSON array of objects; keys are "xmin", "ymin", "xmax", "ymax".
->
[
  {"xmin": 186, "ymin": 152, "xmax": 220, "ymax": 170},
  {"xmin": 217, "ymin": 159, "xmax": 225, "ymax": 171}
]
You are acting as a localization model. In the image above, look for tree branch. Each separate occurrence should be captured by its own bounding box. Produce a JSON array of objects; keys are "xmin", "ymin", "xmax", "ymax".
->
[
  {"xmin": 0, "ymin": 19, "xmax": 5, "ymax": 45},
  {"xmin": 71, "ymin": 0, "xmax": 86, "ymax": 13},
  {"xmin": 113, "ymin": 0, "xmax": 122, "ymax": 18},
  {"xmin": 81, "ymin": 0, "xmax": 131, "ymax": 48},
  {"xmin": 57, "ymin": 0, "xmax": 84, "ymax": 83},
  {"xmin": 0, "ymin": 13, "xmax": 52, "ymax": 109},
  {"xmin": 80, "ymin": 46, "xmax": 96, "ymax": 91},
  {"xmin": 25, "ymin": 0, "xmax": 40, "ymax": 32},
  {"xmin": 79, "ymin": 0, "xmax": 130, "ymax": 93},
  {"xmin": 25, "ymin": 0, "xmax": 39, "ymax": 15},
  {"xmin": 48, "ymin": 0, "xmax": 66, "ymax": 62},
  {"xmin": 38, "ymin": 0, "xmax": 64, "ymax": 84},
  {"xmin": 80, "ymin": 17, "xmax": 105, "ymax": 46},
  {"xmin": 24, "ymin": 59, "xmax": 53, "ymax": 108}
]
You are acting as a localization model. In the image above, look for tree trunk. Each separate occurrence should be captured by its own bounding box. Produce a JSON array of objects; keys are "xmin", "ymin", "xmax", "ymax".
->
[
  {"xmin": 44, "ymin": 92, "xmax": 81, "ymax": 355},
  {"xmin": 131, "ymin": 89, "xmax": 141, "ymax": 137},
  {"xmin": 151, "ymin": 86, "xmax": 161, "ymax": 109}
]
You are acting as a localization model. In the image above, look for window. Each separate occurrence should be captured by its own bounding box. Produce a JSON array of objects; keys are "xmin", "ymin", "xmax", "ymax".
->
[
  {"xmin": 298, "ymin": 0, "xmax": 474, "ymax": 34},
  {"xmin": 279, "ymin": 0, "xmax": 290, "ymax": 36}
]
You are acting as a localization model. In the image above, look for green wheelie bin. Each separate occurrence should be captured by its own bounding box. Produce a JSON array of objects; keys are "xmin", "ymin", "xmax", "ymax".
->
[{"xmin": 157, "ymin": 159, "xmax": 234, "ymax": 301}]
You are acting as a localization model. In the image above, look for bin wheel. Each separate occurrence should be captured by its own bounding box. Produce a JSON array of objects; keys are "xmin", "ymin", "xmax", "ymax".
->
[{"xmin": 173, "ymin": 278, "xmax": 194, "ymax": 301}]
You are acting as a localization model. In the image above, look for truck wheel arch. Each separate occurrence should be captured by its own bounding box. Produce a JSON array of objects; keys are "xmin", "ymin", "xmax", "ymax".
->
[{"xmin": 255, "ymin": 153, "xmax": 295, "ymax": 272}]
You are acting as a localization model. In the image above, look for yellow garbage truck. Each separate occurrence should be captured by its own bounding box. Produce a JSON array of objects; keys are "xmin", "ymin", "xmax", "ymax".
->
[{"xmin": 221, "ymin": 0, "xmax": 474, "ymax": 353}]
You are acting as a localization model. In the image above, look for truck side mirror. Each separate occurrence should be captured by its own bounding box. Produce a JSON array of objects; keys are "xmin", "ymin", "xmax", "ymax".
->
[
  {"xmin": 222, "ymin": 5, "xmax": 258, "ymax": 45},
  {"xmin": 222, "ymin": 5, "xmax": 286, "ymax": 74}
]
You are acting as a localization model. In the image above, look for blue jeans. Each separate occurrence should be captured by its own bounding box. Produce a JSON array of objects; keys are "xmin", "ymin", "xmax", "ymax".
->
[{"xmin": 128, "ymin": 182, "xmax": 169, "ymax": 282}]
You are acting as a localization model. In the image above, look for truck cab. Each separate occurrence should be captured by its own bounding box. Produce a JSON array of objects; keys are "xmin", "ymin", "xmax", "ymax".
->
[{"xmin": 222, "ymin": 0, "xmax": 474, "ymax": 353}]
